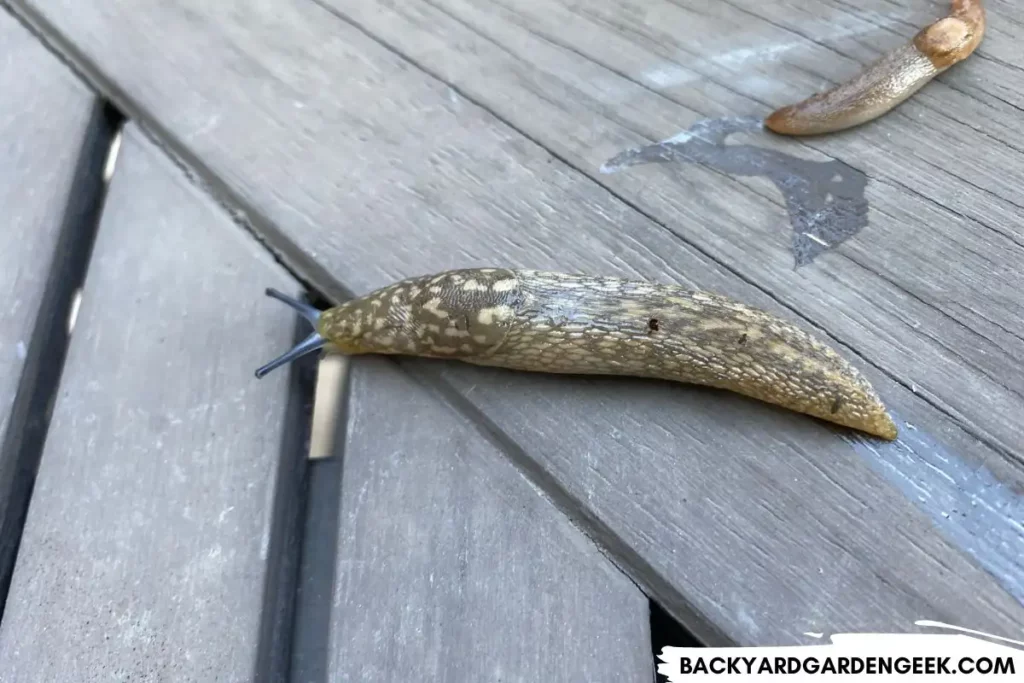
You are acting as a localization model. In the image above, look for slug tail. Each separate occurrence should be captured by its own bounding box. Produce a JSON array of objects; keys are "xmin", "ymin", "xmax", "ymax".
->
[{"xmin": 836, "ymin": 389, "xmax": 899, "ymax": 441}]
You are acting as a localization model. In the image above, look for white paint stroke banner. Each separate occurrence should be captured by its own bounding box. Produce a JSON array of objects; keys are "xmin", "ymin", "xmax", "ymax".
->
[{"xmin": 659, "ymin": 622, "xmax": 1023, "ymax": 681}]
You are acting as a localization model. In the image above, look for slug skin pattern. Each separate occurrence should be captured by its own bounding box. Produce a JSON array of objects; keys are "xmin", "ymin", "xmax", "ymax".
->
[
  {"xmin": 318, "ymin": 268, "xmax": 898, "ymax": 440},
  {"xmin": 765, "ymin": 0, "xmax": 985, "ymax": 135}
]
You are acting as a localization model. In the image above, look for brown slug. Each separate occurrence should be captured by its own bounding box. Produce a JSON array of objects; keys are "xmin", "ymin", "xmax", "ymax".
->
[
  {"xmin": 765, "ymin": 0, "xmax": 985, "ymax": 135},
  {"xmin": 255, "ymin": 268, "xmax": 897, "ymax": 440}
]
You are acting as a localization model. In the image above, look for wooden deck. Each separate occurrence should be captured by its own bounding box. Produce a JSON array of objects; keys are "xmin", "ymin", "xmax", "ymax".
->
[{"xmin": 0, "ymin": 0, "xmax": 1021, "ymax": 679}]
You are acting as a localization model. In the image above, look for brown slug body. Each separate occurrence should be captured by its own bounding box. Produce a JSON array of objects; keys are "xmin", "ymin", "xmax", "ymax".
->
[
  {"xmin": 256, "ymin": 268, "xmax": 898, "ymax": 440},
  {"xmin": 765, "ymin": 0, "xmax": 985, "ymax": 135}
]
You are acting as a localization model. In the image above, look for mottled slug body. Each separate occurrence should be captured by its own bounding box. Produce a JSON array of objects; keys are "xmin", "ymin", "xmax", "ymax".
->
[
  {"xmin": 766, "ymin": 0, "xmax": 985, "ymax": 135},
  {"xmin": 272, "ymin": 268, "xmax": 897, "ymax": 440}
]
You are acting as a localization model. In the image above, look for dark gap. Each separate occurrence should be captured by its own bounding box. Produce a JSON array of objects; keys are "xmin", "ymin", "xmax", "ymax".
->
[
  {"xmin": 303, "ymin": 290, "xmax": 335, "ymax": 312},
  {"xmin": 285, "ymin": 284, "xmax": 350, "ymax": 683},
  {"xmin": 0, "ymin": 100, "xmax": 123, "ymax": 621},
  {"xmin": 254, "ymin": 307, "xmax": 321, "ymax": 683},
  {"xmin": 651, "ymin": 599, "xmax": 704, "ymax": 683},
  {"xmin": 254, "ymin": 283, "xmax": 351, "ymax": 683},
  {"xmin": 286, "ymin": 385, "xmax": 350, "ymax": 683}
]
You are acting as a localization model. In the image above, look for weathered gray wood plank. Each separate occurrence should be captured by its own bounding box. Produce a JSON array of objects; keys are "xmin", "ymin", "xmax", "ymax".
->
[
  {"xmin": 326, "ymin": 0, "xmax": 1024, "ymax": 461},
  {"xmin": 0, "ymin": 14, "xmax": 89, "ymax": 404},
  {"xmin": 0, "ymin": 6, "xmax": 105, "ymax": 609},
  {"xmin": 327, "ymin": 357, "xmax": 652, "ymax": 682},
  {"xmin": 320, "ymin": 0, "xmax": 1024, "ymax": 631},
  {"xmin": 0, "ymin": 124, "xmax": 304, "ymax": 681},
  {"xmin": 10, "ymin": 0, "xmax": 1022, "ymax": 644}
]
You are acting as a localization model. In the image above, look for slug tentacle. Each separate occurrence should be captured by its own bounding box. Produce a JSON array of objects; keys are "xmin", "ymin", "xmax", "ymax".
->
[
  {"xmin": 765, "ymin": 0, "xmax": 985, "ymax": 136},
  {"xmin": 254, "ymin": 288, "xmax": 326, "ymax": 378},
  {"xmin": 256, "ymin": 268, "xmax": 897, "ymax": 440}
]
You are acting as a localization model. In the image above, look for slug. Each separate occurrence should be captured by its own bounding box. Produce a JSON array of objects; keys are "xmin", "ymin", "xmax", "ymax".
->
[
  {"xmin": 765, "ymin": 0, "xmax": 985, "ymax": 135},
  {"xmin": 255, "ymin": 268, "xmax": 897, "ymax": 440}
]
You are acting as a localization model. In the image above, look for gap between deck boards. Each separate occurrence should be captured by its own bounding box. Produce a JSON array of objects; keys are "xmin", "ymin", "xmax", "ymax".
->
[
  {"xmin": 256, "ymin": 314, "xmax": 321, "ymax": 683},
  {"xmin": 0, "ymin": 2, "xmax": 733, "ymax": 646}
]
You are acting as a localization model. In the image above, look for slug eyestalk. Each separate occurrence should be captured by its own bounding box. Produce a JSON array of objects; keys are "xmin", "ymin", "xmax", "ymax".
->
[{"xmin": 254, "ymin": 288, "xmax": 326, "ymax": 379}]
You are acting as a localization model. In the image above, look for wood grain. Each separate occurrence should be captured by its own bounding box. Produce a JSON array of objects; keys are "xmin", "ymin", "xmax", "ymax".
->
[
  {"xmin": 325, "ymin": 0, "xmax": 1024, "ymax": 461},
  {"xmin": 327, "ymin": 356, "xmax": 652, "ymax": 682},
  {"xmin": 0, "ymin": 125, "xmax": 304, "ymax": 681},
  {"xmin": 0, "ymin": 7, "xmax": 104, "ymax": 612},
  {"xmin": 9, "ymin": 0, "xmax": 1022, "ymax": 644}
]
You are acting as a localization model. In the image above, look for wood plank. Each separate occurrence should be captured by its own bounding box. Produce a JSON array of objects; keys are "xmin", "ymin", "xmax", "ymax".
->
[
  {"xmin": 316, "ymin": 0, "xmax": 1024, "ymax": 631},
  {"xmin": 0, "ymin": 7, "xmax": 107, "ymax": 610},
  {"xmin": 0, "ymin": 124, "xmax": 306, "ymax": 681},
  {"xmin": 10, "ymin": 0, "xmax": 1022, "ymax": 644},
  {"xmin": 324, "ymin": 0, "xmax": 1024, "ymax": 458},
  {"xmin": 325, "ymin": 356, "xmax": 652, "ymax": 682}
]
